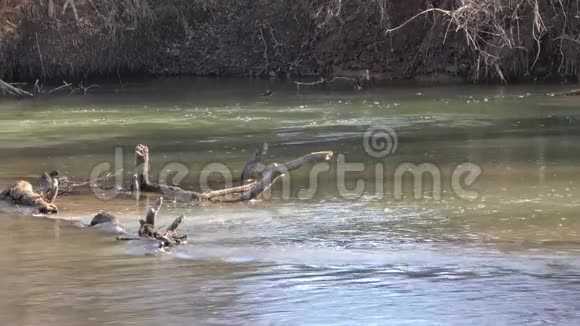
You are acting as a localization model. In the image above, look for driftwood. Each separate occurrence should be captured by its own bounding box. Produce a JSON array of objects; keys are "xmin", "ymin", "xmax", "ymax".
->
[
  {"xmin": 0, "ymin": 180, "xmax": 58, "ymax": 214},
  {"xmin": 0, "ymin": 79, "xmax": 33, "ymax": 97},
  {"xmin": 117, "ymin": 197, "xmax": 187, "ymax": 249},
  {"xmin": 241, "ymin": 142, "xmax": 268, "ymax": 182},
  {"xmin": 39, "ymin": 171, "xmax": 59, "ymax": 203},
  {"xmin": 132, "ymin": 144, "xmax": 334, "ymax": 203},
  {"xmin": 58, "ymin": 169, "xmax": 124, "ymax": 195},
  {"xmin": 211, "ymin": 151, "xmax": 335, "ymax": 203},
  {"xmin": 133, "ymin": 144, "xmax": 202, "ymax": 201}
]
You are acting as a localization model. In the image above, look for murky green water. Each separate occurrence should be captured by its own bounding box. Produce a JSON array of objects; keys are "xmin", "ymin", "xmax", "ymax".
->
[{"xmin": 1, "ymin": 78, "xmax": 580, "ymax": 325}]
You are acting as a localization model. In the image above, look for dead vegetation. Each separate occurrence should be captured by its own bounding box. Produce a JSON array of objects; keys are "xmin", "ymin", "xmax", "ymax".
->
[{"xmin": 1, "ymin": 0, "xmax": 580, "ymax": 84}]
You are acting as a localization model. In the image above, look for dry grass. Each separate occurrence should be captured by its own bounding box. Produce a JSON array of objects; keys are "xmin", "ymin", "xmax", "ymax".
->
[
  {"xmin": 1, "ymin": 0, "xmax": 580, "ymax": 83},
  {"xmin": 384, "ymin": 0, "xmax": 580, "ymax": 81}
]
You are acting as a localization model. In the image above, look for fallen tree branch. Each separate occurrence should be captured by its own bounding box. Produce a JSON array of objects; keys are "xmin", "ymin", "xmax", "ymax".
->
[
  {"xmin": 0, "ymin": 79, "xmax": 33, "ymax": 97},
  {"xmin": 133, "ymin": 144, "xmax": 202, "ymax": 201},
  {"xmin": 58, "ymin": 169, "xmax": 124, "ymax": 194},
  {"xmin": 293, "ymin": 76, "xmax": 361, "ymax": 90},
  {"xmin": 241, "ymin": 142, "xmax": 268, "ymax": 182},
  {"xmin": 70, "ymin": 82, "xmax": 100, "ymax": 95},
  {"xmin": 133, "ymin": 144, "xmax": 334, "ymax": 203},
  {"xmin": 241, "ymin": 151, "xmax": 334, "ymax": 202},
  {"xmin": 114, "ymin": 197, "xmax": 187, "ymax": 249},
  {"xmin": 48, "ymin": 81, "xmax": 73, "ymax": 94}
]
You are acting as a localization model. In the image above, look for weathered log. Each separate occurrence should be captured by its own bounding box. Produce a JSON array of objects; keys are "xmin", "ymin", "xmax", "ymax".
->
[
  {"xmin": 200, "ymin": 182, "xmax": 256, "ymax": 200},
  {"xmin": 0, "ymin": 79, "xmax": 33, "ymax": 97},
  {"xmin": 239, "ymin": 151, "xmax": 334, "ymax": 201},
  {"xmin": 133, "ymin": 144, "xmax": 202, "ymax": 201},
  {"xmin": 0, "ymin": 180, "xmax": 58, "ymax": 214},
  {"xmin": 133, "ymin": 144, "xmax": 334, "ymax": 203}
]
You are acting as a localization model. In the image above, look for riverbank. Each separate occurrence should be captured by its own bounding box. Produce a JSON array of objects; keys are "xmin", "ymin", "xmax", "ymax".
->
[{"xmin": 1, "ymin": 0, "xmax": 579, "ymax": 86}]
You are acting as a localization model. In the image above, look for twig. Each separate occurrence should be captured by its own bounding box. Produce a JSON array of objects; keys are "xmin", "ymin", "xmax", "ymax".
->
[
  {"xmin": 293, "ymin": 76, "xmax": 360, "ymax": 90},
  {"xmin": 59, "ymin": 169, "xmax": 124, "ymax": 194},
  {"xmin": 71, "ymin": 82, "xmax": 100, "ymax": 95},
  {"xmin": 554, "ymin": 35, "xmax": 580, "ymax": 47},
  {"xmin": 62, "ymin": 0, "xmax": 80, "ymax": 21},
  {"xmin": 48, "ymin": 81, "xmax": 73, "ymax": 94},
  {"xmin": 35, "ymin": 33, "xmax": 46, "ymax": 78},
  {"xmin": 34, "ymin": 79, "xmax": 43, "ymax": 94},
  {"xmin": 0, "ymin": 79, "xmax": 33, "ymax": 97},
  {"xmin": 385, "ymin": 8, "xmax": 450, "ymax": 34}
]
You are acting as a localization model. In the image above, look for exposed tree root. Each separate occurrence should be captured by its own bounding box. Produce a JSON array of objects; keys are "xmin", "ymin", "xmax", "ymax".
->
[{"xmin": 386, "ymin": 0, "xmax": 548, "ymax": 82}]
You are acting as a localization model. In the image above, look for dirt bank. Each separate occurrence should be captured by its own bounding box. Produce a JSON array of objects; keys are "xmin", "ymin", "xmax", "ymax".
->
[{"xmin": 1, "ymin": 0, "xmax": 579, "ymax": 85}]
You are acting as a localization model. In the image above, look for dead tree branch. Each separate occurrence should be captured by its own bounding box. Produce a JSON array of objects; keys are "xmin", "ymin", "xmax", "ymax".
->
[
  {"xmin": 241, "ymin": 142, "xmax": 268, "ymax": 182},
  {"xmin": 133, "ymin": 144, "xmax": 334, "ymax": 203},
  {"xmin": 117, "ymin": 197, "xmax": 187, "ymax": 249},
  {"xmin": 0, "ymin": 79, "xmax": 33, "ymax": 97}
]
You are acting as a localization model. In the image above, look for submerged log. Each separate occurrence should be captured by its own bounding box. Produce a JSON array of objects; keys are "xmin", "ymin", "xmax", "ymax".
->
[
  {"xmin": 0, "ymin": 180, "xmax": 58, "ymax": 214},
  {"xmin": 89, "ymin": 211, "xmax": 120, "ymax": 226},
  {"xmin": 133, "ymin": 144, "xmax": 334, "ymax": 203},
  {"xmin": 88, "ymin": 211, "xmax": 126, "ymax": 234}
]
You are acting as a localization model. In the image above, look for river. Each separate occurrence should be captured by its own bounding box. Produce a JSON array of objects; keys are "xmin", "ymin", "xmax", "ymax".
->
[{"xmin": 0, "ymin": 79, "xmax": 579, "ymax": 325}]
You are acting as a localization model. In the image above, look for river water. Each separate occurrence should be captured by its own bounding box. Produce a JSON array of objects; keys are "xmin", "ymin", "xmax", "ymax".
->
[{"xmin": 0, "ymin": 79, "xmax": 579, "ymax": 325}]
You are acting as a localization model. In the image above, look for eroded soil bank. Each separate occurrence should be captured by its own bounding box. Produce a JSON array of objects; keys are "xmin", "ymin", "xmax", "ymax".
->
[{"xmin": 1, "ymin": 0, "xmax": 579, "ymax": 84}]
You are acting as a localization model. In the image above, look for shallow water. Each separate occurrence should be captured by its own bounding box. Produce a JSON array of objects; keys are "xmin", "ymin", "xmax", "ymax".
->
[{"xmin": 1, "ymin": 79, "xmax": 580, "ymax": 325}]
